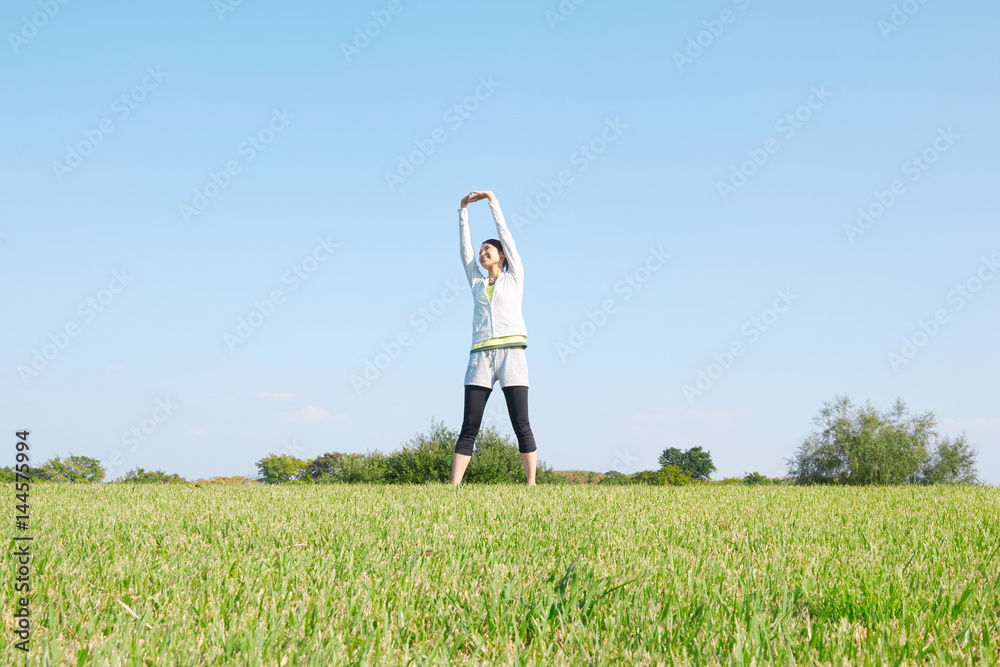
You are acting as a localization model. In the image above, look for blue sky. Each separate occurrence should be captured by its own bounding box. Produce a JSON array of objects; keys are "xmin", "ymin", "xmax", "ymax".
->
[{"xmin": 3, "ymin": 0, "xmax": 998, "ymax": 484}]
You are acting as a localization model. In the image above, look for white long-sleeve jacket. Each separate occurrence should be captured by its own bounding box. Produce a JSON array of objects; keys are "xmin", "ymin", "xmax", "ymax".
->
[{"xmin": 459, "ymin": 199, "xmax": 528, "ymax": 347}]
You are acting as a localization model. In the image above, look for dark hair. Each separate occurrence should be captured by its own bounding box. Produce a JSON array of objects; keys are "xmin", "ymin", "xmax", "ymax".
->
[{"xmin": 482, "ymin": 239, "xmax": 507, "ymax": 271}]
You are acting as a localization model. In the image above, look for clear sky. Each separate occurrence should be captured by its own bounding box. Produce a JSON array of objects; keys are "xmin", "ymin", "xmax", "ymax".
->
[{"xmin": 3, "ymin": 0, "xmax": 998, "ymax": 484}]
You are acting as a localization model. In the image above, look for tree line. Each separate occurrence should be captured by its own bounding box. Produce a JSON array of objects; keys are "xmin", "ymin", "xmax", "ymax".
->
[{"xmin": 0, "ymin": 395, "xmax": 980, "ymax": 486}]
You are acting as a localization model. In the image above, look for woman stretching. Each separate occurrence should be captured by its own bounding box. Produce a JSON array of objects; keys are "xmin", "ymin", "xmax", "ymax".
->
[{"xmin": 452, "ymin": 190, "xmax": 537, "ymax": 487}]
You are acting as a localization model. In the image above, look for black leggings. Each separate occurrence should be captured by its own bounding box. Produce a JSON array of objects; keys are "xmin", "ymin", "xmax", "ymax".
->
[{"xmin": 454, "ymin": 384, "xmax": 536, "ymax": 456}]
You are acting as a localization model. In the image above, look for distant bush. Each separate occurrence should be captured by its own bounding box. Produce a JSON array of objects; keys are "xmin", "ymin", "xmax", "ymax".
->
[
  {"xmin": 548, "ymin": 470, "xmax": 606, "ymax": 485},
  {"xmin": 292, "ymin": 418, "xmax": 556, "ymax": 485},
  {"xmin": 33, "ymin": 455, "xmax": 105, "ymax": 483},
  {"xmin": 596, "ymin": 465, "xmax": 690, "ymax": 487},
  {"xmin": 117, "ymin": 467, "xmax": 185, "ymax": 484},
  {"xmin": 256, "ymin": 454, "xmax": 308, "ymax": 484},
  {"xmin": 658, "ymin": 447, "xmax": 716, "ymax": 481},
  {"xmin": 383, "ymin": 418, "xmax": 457, "ymax": 484},
  {"xmin": 632, "ymin": 465, "xmax": 691, "ymax": 486},
  {"xmin": 598, "ymin": 470, "xmax": 632, "ymax": 486},
  {"xmin": 919, "ymin": 434, "xmax": 979, "ymax": 484},
  {"xmin": 193, "ymin": 476, "xmax": 259, "ymax": 485},
  {"xmin": 788, "ymin": 395, "xmax": 980, "ymax": 486}
]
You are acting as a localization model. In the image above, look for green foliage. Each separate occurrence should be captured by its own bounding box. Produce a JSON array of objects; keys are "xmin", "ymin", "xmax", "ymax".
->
[
  {"xmin": 301, "ymin": 418, "xmax": 555, "ymax": 485},
  {"xmin": 0, "ymin": 466, "xmax": 15, "ymax": 483},
  {"xmin": 631, "ymin": 465, "xmax": 691, "ymax": 486},
  {"xmin": 117, "ymin": 467, "xmax": 185, "ymax": 484},
  {"xmin": 255, "ymin": 453, "xmax": 307, "ymax": 484},
  {"xmin": 466, "ymin": 423, "xmax": 555, "ymax": 484},
  {"xmin": 919, "ymin": 433, "xmax": 979, "ymax": 484},
  {"xmin": 383, "ymin": 418, "xmax": 457, "ymax": 484},
  {"xmin": 788, "ymin": 395, "xmax": 980, "ymax": 486},
  {"xmin": 596, "ymin": 465, "xmax": 690, "ymax": 486},
  {"xmin": 743, "ymin": 471, "xmax": 768, "ymax": 485},
  {"xmin": 303, "ymin": 452, "xmax": 357, "ymax": 480},
  {"xmin": 34, "ymin": 455, "xmax": 106, "ymax": 483},
  {"xmin": 547, "ymin": 470, "xmax": 605, "ymax": 485},
  {"xmin": 597, "ymin": 470, "xmax": 631, "ymax": 486},
  {"xmin": 658, "ymin": 446, "xmax": 717, "ymax": 481}
]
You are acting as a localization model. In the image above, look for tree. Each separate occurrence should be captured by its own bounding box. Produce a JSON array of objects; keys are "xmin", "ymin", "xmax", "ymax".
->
[
  {"xmin": 117, "ymin": 467, "xmax": 185, "ymax": 484},
  {"xmin": 658, "ymin": 446, "xmax": 716, "ymax": 481},
  {"xmin": 256, "ymin": 454, "xmax": 307, "ymax": 484},
  {"xmin": 787, "ymin": 395, "xmax": 979, "ymax": 485},
  {"xmin": 598, "ymin": 470, "xmax": 631, "ymax": 486},
  {"xmin": 919, "ymin": 433, "xmax": 979, "ymax": 484},
  {"xmin": 633, "ymin": 465, "xmax": 691, "ymax": 486},
  {"xmin": 34, "ymin": 455, "xmax": 105, "ymax": 483},
  {"xmin": 302, "ymin": 452, "xmax": 355, "ymax": 481}
]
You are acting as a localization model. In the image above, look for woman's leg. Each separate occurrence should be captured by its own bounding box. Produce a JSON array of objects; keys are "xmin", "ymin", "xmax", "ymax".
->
[
  {"xmin": 502, "ymin": 385, "xmax": 536, "ymax": 486},
  {"xmin": 453, "ymin": 384, "xmax": 492, "ymax": 485}
]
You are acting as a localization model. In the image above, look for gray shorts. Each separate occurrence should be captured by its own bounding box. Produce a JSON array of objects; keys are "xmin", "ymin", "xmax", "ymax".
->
[{"xmin": 464, "ymin": 346, "xmax": 529, "ymax": 388}]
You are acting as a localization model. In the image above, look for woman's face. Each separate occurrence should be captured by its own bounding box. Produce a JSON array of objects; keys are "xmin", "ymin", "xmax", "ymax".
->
[{"xmin": 479, "ymin": 243, "xmax": 503, "ymax": 269}]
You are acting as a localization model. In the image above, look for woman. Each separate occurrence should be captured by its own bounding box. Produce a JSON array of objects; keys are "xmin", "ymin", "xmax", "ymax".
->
[{"xmin": 452, "ymin": 190, "xmax": 537, "ymax": 487}]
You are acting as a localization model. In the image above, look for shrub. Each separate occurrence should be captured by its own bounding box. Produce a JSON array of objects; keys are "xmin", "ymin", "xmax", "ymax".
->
[
  {"xmin": 547, "ymin": 470, "xmax": 605, "ymax": 485},
  {"xmin": 117, "ymin": 467, "xmax": 185, "ymax": 484},
  {"xmin": 466, "ymin": 424, "xmax": 554, "ymax": 484},
  {"xmin": 192, "ymin": 476, "xmax": 259, "ymax": 485},
  {"xmin": 919, "ymin": 433, "xmax": 979, "ymax": 484},
  {"xmin": 788, "ymin": 395, "xmax": 980, "ymax": 485},
  {"xmin": 34, "ymin": 455, "xmax": 106, "ymax": 483},
  {"xmin": 658, "ymin": 447, "xmax": 716, "ymax": 481},
  {"xmin": 256, "ymin": 454, "xmax": 308, "ymax": 484},
  {"xmin": 598, "ymin": 470, "xmax": 632, "ymax": 486}
]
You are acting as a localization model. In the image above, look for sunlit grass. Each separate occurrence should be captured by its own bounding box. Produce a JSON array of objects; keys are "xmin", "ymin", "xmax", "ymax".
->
[{"xmin": 5, "ymin": 483, "xmax": 999, "ymax": 665}]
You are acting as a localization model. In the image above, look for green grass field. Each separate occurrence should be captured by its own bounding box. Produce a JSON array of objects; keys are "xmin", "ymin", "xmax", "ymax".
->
[{"xmin": 6, "ymin": 483, "xmax": 999, "ymax": 665}]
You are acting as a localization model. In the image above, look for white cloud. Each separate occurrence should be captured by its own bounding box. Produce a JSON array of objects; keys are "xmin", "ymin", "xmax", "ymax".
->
[
  {"xmin": 257, "ymin": 392, "xmax": 297, "ymax": 401},
  {"xmin": 280, "ymin": 405, "xmax": 349, "ymax": 425}
]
